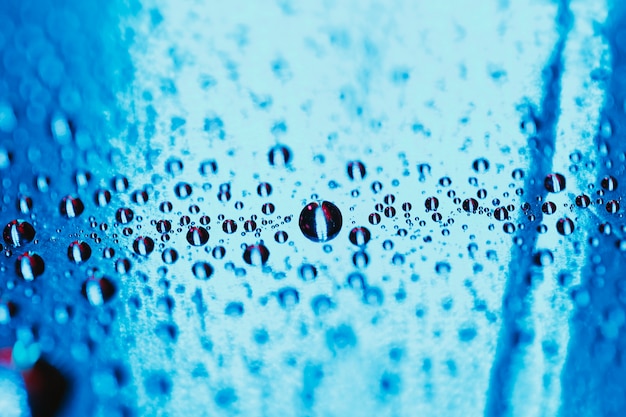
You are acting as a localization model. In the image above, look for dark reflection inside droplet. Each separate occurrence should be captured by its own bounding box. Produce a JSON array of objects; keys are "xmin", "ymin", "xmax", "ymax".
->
[{"xmin": 299, "ymin": 201, "xmax": 342, "ymax": 242}]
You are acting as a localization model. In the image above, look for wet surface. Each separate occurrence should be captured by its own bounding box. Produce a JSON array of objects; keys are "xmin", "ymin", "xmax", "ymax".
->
[{"xmin": 0, "ymin": 0, "xmax": 625, "ymax": 416}]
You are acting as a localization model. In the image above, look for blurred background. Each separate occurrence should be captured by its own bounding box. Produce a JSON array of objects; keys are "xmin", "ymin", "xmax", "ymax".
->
[{"xmin": 0, "ymin": 0, "xmax": 624, "ymax": 416}]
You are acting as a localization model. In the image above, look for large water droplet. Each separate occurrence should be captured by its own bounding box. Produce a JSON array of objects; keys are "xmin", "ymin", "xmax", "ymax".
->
[
  {"xmin": 133, "ymin": 236, "xmax": 155, "ymax": 256},
  {"xmin": 68, "ymin": 241, "xmax": 92, "ymax": 263},
  {"xmin": 299, "ymin": 201, "xmax": 343, "ymax": 242},
  {"xmin": 59, "ymin": 196, "xmax": 84, "ymax": 218},
  {"xmin": 3, "ymin": 220, "xmax": 35, "ymax": 246},
  {"xmin": 462, "ymin": 198, "xmax": 479, "ymax": 213},
  {"xmin": 601, "ymin": 175, "xmax": 618, "ymax": 191},
  {"xmin": 16, "ymin": 252, "xmax": 45, "ymax": 280},
  {"xmin": 116, "ymin": 208, "xmax": 134, "ymax": 224},
  {"xmin": 186, "ymin": 226, "xmax": 209, "ymax": 246},
  {"xmin": 556, "ymin": 218, "xmax": 575, "ymax": 236},
  {"xmin": 94, "ymin": 189, "xmax": 112, "ymax": 207},
  {"xmin": 544, "ymin": 173, "xmax": 566, "ymax": 193}
]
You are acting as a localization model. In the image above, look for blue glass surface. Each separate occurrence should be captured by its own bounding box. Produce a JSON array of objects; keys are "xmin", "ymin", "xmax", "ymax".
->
[{"xmin": 0, "ymin": 0, "xmax": 625, "ymax": 416}]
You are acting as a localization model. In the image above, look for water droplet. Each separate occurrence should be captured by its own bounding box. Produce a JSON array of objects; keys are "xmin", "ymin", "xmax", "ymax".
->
[
  {"xmin": 312, "ymin": 295, "xmax": 332, "ymax": 315},
  {"xmin": 67, "ymin": 241, "xmax": 92, "ymax": 263},
  {"xmin": 222, "ymin": 220, "xmax": 238, "ymax": 234},
  {"xmin": 425, "ymin": 197, "xmax": 439, "ymax": 211},
  {"xmin": 94, "ymin": 189, "xmax": 112, "ymax": 207},
  {"xmin": 261, "ymin": 203, "xmax": 275, "ymax": 215},
  {"xmin": 541, "ymin": 202, "xmax": 556, "ymax": 215},
  {"xmin": 200, "ymin": 160, "xmax": 218, "ymax": 175},
  {"xmin": 35, "ymin": 174, "xmax": 51, "ymax": 192},
  {"xmin": 352, "ymin": 251, "xmax": 369, "ymax": 268},
  {"xmin": 111, "ymin": 175, "xmax": 129, "ymax": 192},
  {"xmin": 17, "ymin": 195, "xmax": 33, "ymax": 214},
  {"xmin": 347, "ymin": 160, "xmax": 366, "ymax": 180},
  {"xmin": 161, "ymin": 248, "xmax": 178, "ymax": 264},
  {"xmin": 472, "ymin": 158, "xmax": 489, "ymax": 173},
  {"xmin": 131, "ymin": 190, "xmax": 149, "ymax": 205},
  {"xmin": 462, "ymin": 198, "xmax": 479, "ymax": 213},
  {"xmin": 299, "ymin": 201, "xmax": 342, "ymax": 242},
  {"xmin": 16, "ymin": 252, "xmax": 44, "ymax": 280},
  {"xmin": 116, "ymin": 208, "xmax": 134, "ymax": 224},
  {"xmin": 3, "ymin": 220, "xmax": 35, "ymax": 246},
  {"xmin": 575, "ymin": 194, "xmax": 591, "ymax": 208},
  {"xmin": 369, "ymin": 213, "xmax": 381, "ymax": 225},
  {"xmin": 606, "ymin": 200, "xmax": 620, "ymax": 213},
  {"xmin": 174, "ymin": 182, "xmax": 193, "ymax": 199},
  {"xmin": 349, "ymin": 227, "xmax": 371, "ymax": 246},
  {"xmin": 512, "ymin": 169, "xmax": 524, "ymax": 180},
  {"xmin": 225, "ymin": 302, "xmax": 244, "ymax": 317},
  {"xmin": 133, "ymin": 236, "xmax": 155, "ymax": 256},
  {"xmin": 278, "ymin": 287, "xmax": 299, "ymax": 308},
  {"xmin": 59, "ymin": 196, "xmax": 84, "ymax": 218},
  {"xmin": 601, "ymin": 176, "xmax": 618, "ymax": 191},
  {"xmin": 384, "ymin": 206, "xmax": 396, "ymax": 218},
  {"xmin": 156, "ymin": 220, "xmax": 171, "ymax": 233},
  {"xmin": 544, "ymin": 173, "xmax": 566, "ymax": 193},
  {"xmin": 160, "ymin": 201, "xmax": 173, "ymax": 213},
  {"xmin": 116, "ymin": 258, "xmax": 132, "ymax": 274},
  {"xmin": 192, "ymin": 262, "xmax": 214, "ymax": 280},
  {"xmin": 274, "ymin": 231, "xmax": 288, "ymax": 243},
  {"xmin": 556, "ymin": 218, "xmax": 575, "ymax": 236},
  {"xmin": 268, "ymin": 144, "xmax": 292, "ymax": 167},
  {"xmin": 212, "ymin": 246, "xmax": 226, "ymax": 259},
  {"xmin": 257, "ymin": 182, "xmax": 272, "ymax": 197},
  {"xmin": 494, "ymin": 207, "xmax": 509, "ymax": 221},
  {"xmin": 186, "ymin": 226, "xmax": 209, "ymax": 246},
  {"xmin": 243, "ymin": 220, "xmax": 257, "ymax": 233},
  {"xmin": 82, "ymin": 277, "xmax": 116, "ymax": 306},
  {"xmin": 165, "ymin": 158, "xmax": 183, "ymax": 176},
  {"xmin": 533, "ymin": 250, "xmax": 554, "ymax": 266},
  {"xmin": 299, "ymin": 264, "xmax": 318, "ymax": 281},
  {"xmin": 243, "ymin": 244, "xmax": 270, "ymax": 266},
  {"xmin": 503, "ymin": 222, "xmax": 516, "ymax": 234}
]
